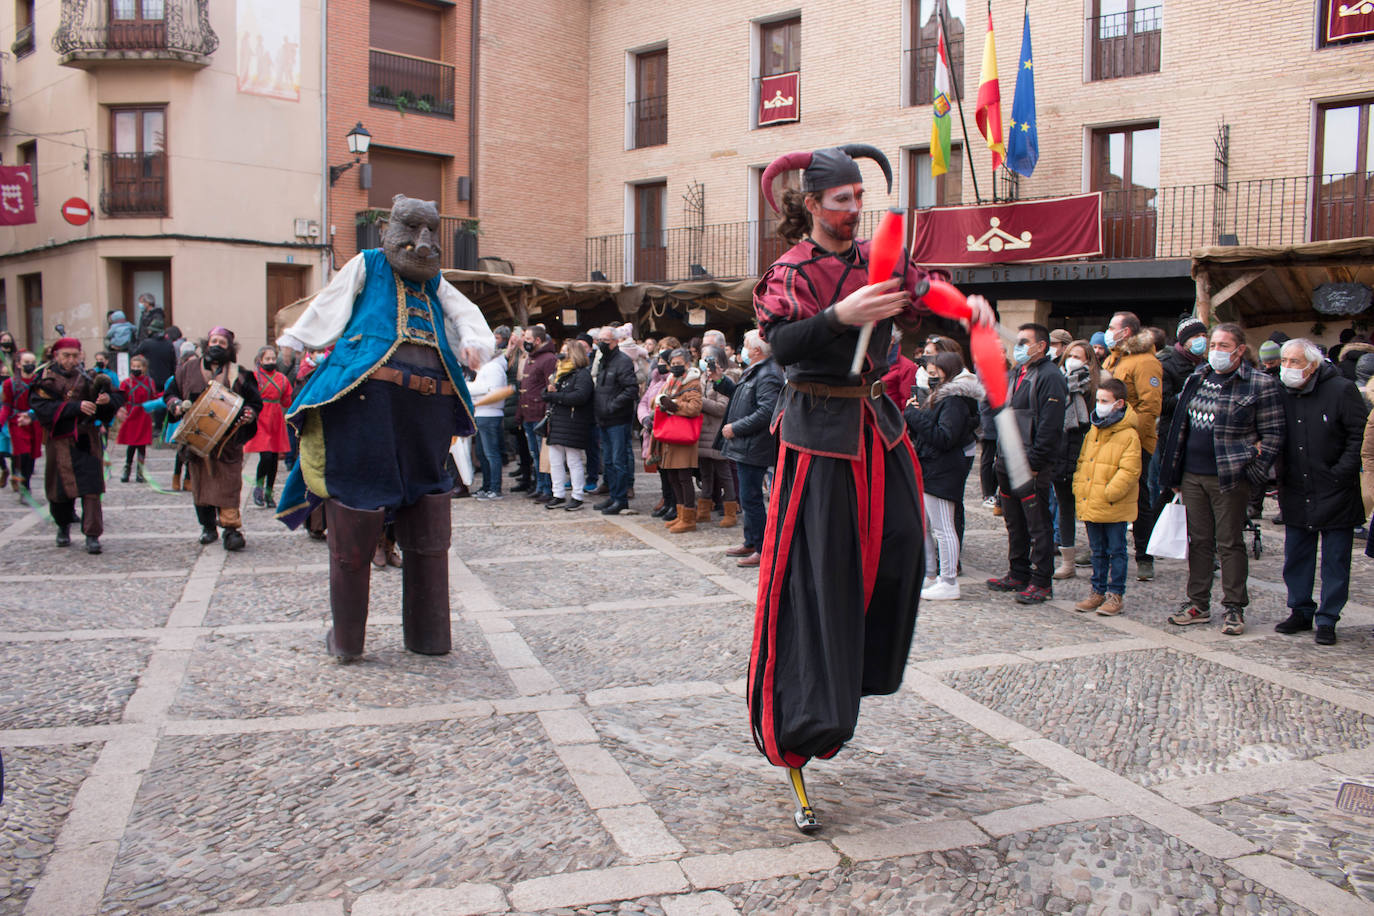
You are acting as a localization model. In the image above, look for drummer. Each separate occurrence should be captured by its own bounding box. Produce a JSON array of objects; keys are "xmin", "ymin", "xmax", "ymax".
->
[{"xmin": 164, "ymin": 326, "xmax": 261, "ymax": 550}]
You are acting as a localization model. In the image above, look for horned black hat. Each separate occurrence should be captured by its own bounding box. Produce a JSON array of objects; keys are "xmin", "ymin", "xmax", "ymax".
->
[{"xmin": 760, "ymin": 144, "xmax": 894, "ymax": 213}]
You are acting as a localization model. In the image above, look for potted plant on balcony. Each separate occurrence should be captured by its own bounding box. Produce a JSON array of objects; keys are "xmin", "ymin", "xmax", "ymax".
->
[{"xmin": 356, "ymin": 208, "xmax": 387, "ymax": 251}]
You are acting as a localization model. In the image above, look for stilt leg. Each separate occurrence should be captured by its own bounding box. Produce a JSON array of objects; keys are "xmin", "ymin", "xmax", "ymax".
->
[{"xmin": 787, "ymin": 766, "xmax": 820, "ymax": 834}]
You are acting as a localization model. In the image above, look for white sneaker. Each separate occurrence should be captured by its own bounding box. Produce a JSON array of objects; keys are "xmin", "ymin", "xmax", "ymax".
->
[
  {"xmin": 922, "ymin": 576, "xmax": 938, "ymax": 591},
  {"xmin": 921, "ymin": 580, "xmax": 961, "ymax": 601}
]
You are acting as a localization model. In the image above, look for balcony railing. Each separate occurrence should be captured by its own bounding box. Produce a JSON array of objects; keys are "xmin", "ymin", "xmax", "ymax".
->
[
  {"xmin": 586, "ymin": 175, "xmax": 1371, "ymax": 281},
  {"xmin": 369, "ymin": 49, "xmax": 455, "ymax": 119},
  {"xmin": 1089, "ymin": 5, "xmax": 1161, "ymax": 81},
  {"xmin": 628, "ymin": 95, "xmax": 667, "ymax": 148},
  {"xmin": 904, "ymin": 39, "xmax": 965, "ymax": 107},
  {"xmin": 53, "ymin": 0, "xmax": 218, "ymax": 67},
  {"xmin": 101, "ymin": 152, "xmax": 167, "ymax": 217},
  {"xmin": 356, "ymin": 210, "xmax": 479, "ymax": 270}
]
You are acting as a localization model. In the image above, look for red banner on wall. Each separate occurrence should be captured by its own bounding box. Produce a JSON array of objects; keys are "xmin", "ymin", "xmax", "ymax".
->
[
  {"xmin": 1327, "ymin": 0, "xmax": 1374, "ymax": 42},
  {"xmin": 911, "ymin": 193, "xmax": 1102, "ymax": 266},
  {"xmin": 758, "ymin": 72, "xmax": 799, "ymax": 126},
  {"xmin": 0, "ymin": 165, "xmax": 36, "ymax": 226}
]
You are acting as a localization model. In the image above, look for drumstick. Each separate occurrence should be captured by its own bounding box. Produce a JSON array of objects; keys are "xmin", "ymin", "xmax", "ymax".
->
[{"xmin": 850, "ymin": 208, "xmax": 906, "ymax": 379}]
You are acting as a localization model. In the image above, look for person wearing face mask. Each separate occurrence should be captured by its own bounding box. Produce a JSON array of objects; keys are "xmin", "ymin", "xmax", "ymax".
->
[
  {"xmin": 591, "ymin": 326, "xmax": 639, "ymax": 515},
  {"xmin": 31, "ymin": 338, "xmax": 125, "ymax": 553},
  {"xmin": 540, "ymin": 341, "xmax": 595, "ymax": 511},
  {"xmin": 164, "ymin": 327, "xmax": 262, "ymax": 550},
  {"xmin": 92, "ymin": 352, "xmax": 120, "ymax": 388},
  {"xmin": 1153, "ymin": 318, "xmax": 1209, "ymax": 519},
  {"xmin": 1272, "ymin": 339, "xmax": 1368, "ymax": 646},
  {"xmin": 244, "ymin": 347, "xmax": 294, "ymax": 508},
  {"xmin": 1157, "ymin": 323, "xmax": 1284, "ymax": 636},
  {"xmin": 1051, "ymin": 340, "xmax": 1099, "ymax": 579},
  {"xmin": 0, "ymin": 350, "xmax": 42, "ymax": 495},
  {"xmin": 1048, "ymin": 328, "xmax": 1072, "ymax": 365},
  {"xmin": 116, "ymin": 354, "xmax": 156, "ymax": 482},
  {"xmin": 1072, "ymin": 378, "xmax": 1141, "ymax": 618},
  {"xmin": 0, "ymin": 331, "xmax": 17, "ymax": 378},
  {"xmin": 651, "ymin": 348, "xmax": 703, "ymax": 532},
  {"xmin": 880, "ymin": 327, "xmax": 917, "ymax": 408},
  {"xmin": 638, "ymin": 336, "xmax": 681, "ymax": 522},
  {"xmin": 1102, "ymin": 311, "xmax": 1164, "ymax": 581},
  {"xmin": 986, "ymin": 324, "xmax": 1068, "ymax": 604},
  {"xmin": 517, "ymin": 326, "xmax": 559, "ymax": 502}
]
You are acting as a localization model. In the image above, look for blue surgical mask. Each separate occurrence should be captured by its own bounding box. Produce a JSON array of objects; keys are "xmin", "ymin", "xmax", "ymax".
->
[
  {"xmin": 1013, "ymin": 343, "xmax": 1031, "ymax": 365},
  {"xmin": 1188, "ymin": 336, "xmax": 1207, "ymax": 356},
  {"xmin": 1103, "ymin": 329, "xmax": 1117, "ymax": 349}
]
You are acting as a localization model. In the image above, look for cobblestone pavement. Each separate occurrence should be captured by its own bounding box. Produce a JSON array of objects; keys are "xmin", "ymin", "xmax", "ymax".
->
[{"xmin": 3, "ymin": 448, "xmax": 1374, "ymax": 915}]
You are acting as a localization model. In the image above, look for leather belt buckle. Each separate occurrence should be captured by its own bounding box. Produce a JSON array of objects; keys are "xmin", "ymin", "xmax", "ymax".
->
[
  {"xmin": 416, "ymin": 376, "xmax": 437, "ymax": 395},
  {"xmin": 869, "ymin": 379, "xmax": 883, "ymax": 399}
]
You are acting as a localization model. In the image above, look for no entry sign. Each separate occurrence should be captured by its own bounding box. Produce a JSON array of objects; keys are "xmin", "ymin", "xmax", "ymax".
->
[{"xmin": 62, "ymin": 197, "xmax": 92, "ymax": 226}]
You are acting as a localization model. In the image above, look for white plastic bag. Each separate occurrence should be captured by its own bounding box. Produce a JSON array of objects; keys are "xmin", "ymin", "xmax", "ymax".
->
[
  {"xmin": 1146, "ymin": 494, "xmax": 1188, "ymax": 560},
  {"xmin": 450, "ymin": 436, "xmax": 475, "ymax": 487}
]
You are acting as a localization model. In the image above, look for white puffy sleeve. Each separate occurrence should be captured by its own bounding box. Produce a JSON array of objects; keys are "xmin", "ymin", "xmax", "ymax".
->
[
  {"xmin": 437, "ymin": 276, "xmax": 495, "ymax": 362},
  {"xmin": 277, "ymin": 253, "xmax": 368, "ymax": 351}
]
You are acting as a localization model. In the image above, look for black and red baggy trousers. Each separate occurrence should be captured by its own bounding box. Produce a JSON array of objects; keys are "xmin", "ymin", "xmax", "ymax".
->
[{"xmin": 748, "ymin": 420, "xmax": 925, "ymax": 768}]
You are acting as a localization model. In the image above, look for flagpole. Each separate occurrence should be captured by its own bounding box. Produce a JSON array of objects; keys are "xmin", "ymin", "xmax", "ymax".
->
[{"xmin": 938, "ymin": 0, "xmax": 982, "ymax": 204}]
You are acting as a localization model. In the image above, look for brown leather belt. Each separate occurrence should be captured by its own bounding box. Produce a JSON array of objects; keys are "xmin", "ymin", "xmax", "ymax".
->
[
  {"xmin": 789, "ymin": 379, "xmax": 885, "ymax": 399},
  {"xmin": 371, "ymin": 366, "xmax": 458, "ymax": 397}
]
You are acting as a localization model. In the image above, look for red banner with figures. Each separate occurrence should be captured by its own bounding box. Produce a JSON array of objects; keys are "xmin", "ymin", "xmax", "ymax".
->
[
  {"xmin": 758, "ymin": 72, "xmax": 799, "ymax": 126},
  {"xmin": 0, "ymin": 165, "xmax": 36, "ymax": 226},
  {"xmin": 911, "ymin": 193, "xmax": 1103, "ymax": 266},
  {"xmin": 1327, "ymin": 0, "xmax": 1374, "ymax": 42}
]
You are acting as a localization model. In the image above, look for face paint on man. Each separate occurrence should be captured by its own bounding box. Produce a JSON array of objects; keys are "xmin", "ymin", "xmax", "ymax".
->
[{"xmin": 811, "ymin": 184, "xmax": 863, "ymax": 242}]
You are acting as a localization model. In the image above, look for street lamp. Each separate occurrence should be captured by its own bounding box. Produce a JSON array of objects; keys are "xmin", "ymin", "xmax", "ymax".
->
[{"xmin": 329, "ymin": 122, "xmax": 372, "ymax": 186}]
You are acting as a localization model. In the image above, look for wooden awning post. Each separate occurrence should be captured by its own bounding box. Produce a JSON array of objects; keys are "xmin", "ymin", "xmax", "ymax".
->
[{"xmin": 1195, "ymin": 268, "xmax": 1212, "ymax": 325}]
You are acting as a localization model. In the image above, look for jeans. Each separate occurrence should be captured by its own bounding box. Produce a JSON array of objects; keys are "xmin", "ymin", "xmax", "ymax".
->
[
  {"xmin": 736, "ymin": 461, "xmax": 768, "ymax": 550},
  {"xmin": 523, "ymin": 420, "xmax": 551, "ymax": 495},
  {"xmin": 1181, "ymin": 472, "xmax": 1250, "ymax": 610},
  {"xmin": 599, "ymin": 423, "xmax": 631, "ymax": 503},
  {"xmin": 475, "ymin": 416, "xmax": 504, "ymax": 494},
  {"xmin": 1085, "ymin": 521, "xmax": 1128, "ymax": 596},
  {"xmin": 584, "ymin": 425, "xmax": 601, "ymax": 488},
  {"xmin": 1282, "ymin": 526, "xmax": 1354, "ymax": 627}
]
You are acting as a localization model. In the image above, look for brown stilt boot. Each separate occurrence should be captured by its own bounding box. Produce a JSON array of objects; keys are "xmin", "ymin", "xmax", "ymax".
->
[
  {"xmin": 324, "ymin": 500, "xmax": 385, "ymax": 660},
  {"xmin": 667, "ymin": 505, "xmax": 697, "ymax": 533},
  {"xmin": 394, "ymin": 492, "xmax": 452, "ymax": 655},
  {"xmin": 719, "ymin": 500, "xmax": 739, "ymax": 528},
  {"xmin": 696, "ymin": 497, "xmax": 714, "ymax": 522}
]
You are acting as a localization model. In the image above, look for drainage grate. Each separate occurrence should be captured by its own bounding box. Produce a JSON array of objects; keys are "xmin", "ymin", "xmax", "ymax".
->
[{"xmin": 1335, "ymin": 782, "xmax": 1374, "ymax": 818}]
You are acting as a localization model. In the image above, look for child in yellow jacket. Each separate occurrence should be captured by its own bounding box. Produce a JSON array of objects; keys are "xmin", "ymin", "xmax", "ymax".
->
[{"xmin": 1072, "ymin": 378, "xmax": 1141, "ymax": 616}]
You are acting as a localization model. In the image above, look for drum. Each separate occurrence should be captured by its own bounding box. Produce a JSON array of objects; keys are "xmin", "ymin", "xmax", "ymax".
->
[{"xmin": 174, "ymin": 381, "xmax": 244, "ymax": 458}]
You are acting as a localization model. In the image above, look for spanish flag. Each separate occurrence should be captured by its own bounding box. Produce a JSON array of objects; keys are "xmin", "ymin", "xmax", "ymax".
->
[
  {"xmin": 931, "ymin": 27, "xmax": 953, "ymax": 177},
  {"xmin": 975, "ymin": 7, "xmax": 1006, "ymax": 171}
]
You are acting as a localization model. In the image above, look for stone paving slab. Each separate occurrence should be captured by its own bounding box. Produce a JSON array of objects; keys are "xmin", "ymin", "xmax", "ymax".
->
[
  {"xmin": 0, "ymin": 575, "xmax": 187, "ymax": 632},
  {"xmin": 908, "ymin": 587, "xmax": 1124, "ymax": 661},
  {"xmin": 588, "ymin": 692, "xmax": 1084, "ymax": 856},
  {"xmin": 1223, "ymin": 626, "xmax": 1374, "ymax": 697},
  {"xmin": 474, "ymin": 557, "xmax": 732, "ymax": 611},
  {"xmin": 204, "ymin": 570, "xmax": 405, "ymax": 627},
  {"xmin": 1, "ymin": 537, "xmax": 204, "ymax": 576},
  {"xmin": 99, "ymin": 718, "xmax": 622, "ymax": 913},
  {"xmin": 946, "ymin": 648, "xmax": 1374, "ymax": 786},
  {"xmin": 170, "ymin": 623, "xmax": 512, "ymax": 720},
  {"xmin": 459, "ymin": 519, "xmax": 647, "ymax": 562},
  {"xmin": 0, "ymin": 742, "xmax": 102, "ymax": 915},
  {"xmin": 517, "ymin": 602, "xmax": 753, "ymax": 692},
  {"xmin": 0, "ymin": 638, "xmax": 154, "ymax": 730},
  {"xmin": 715, "ymin": 816, "xmax": 1312, "ymax": 914}
]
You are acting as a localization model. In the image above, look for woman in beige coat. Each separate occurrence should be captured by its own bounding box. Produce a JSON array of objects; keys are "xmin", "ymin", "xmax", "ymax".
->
[{"xmin": 652, "ymin": 348, "xmax": 704, "ymax": 532}]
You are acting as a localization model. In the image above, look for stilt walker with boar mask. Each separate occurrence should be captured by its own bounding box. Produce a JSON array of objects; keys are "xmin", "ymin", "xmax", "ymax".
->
[
  {"xmin": 275, "ymin": 195, "xmax": 495, "ymax": 660},
  {"xmin": 747, "ymin": 145, "xmax": 995, "ymax": 832}
]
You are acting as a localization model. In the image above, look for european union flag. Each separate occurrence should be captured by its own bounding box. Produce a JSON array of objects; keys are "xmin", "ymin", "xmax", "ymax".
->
[{"xmin": 1006, "ymin": 9, "xmax": 1038, "ymax": 178}]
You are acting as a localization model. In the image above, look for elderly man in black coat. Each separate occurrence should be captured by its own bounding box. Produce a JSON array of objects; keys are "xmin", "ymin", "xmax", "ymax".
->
[
  {"xmin": 718, "ymin": 329, "xmax": 784, "ymax": 567},
  {"xmin": 1274, "ymin": 338, "xmax": 1370, "ymax": 645}
]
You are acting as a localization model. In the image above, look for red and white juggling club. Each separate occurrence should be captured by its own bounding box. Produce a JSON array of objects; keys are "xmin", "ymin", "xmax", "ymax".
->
[{"xmin": 849, "ymin": 208, "xmax": 906, "ymax": 378}]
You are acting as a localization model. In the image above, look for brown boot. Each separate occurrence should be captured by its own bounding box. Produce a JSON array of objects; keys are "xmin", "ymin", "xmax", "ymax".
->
[
  {"xmin": 668, "ymin": 505, "xmax": 697, "ymax": 533},
  {"xmin": 1097, "ymin": 593, "xmax": 1124, "ymax": 617},
  {"xmin": 372, "ymin": 536, "xmax": 388, "ymax": 569},
  {"xmin": 719, "ymin": 500, "xmax": 739, "ymax": 528},
  {"xmin": 324, "ymin": 500, "xmax": 385, "ymax": 660},
  {"xmin": 394, "ymin": 492, "xmax": 452, "ymax": 655},
  {"xmin": 696, "ymin": 497, "xmax": 713, "ymax": 522}
]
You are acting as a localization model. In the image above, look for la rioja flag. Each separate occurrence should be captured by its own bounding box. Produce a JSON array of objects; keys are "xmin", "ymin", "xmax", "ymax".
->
[{"xmin": 931, "ymin": 27, "xmax": 954, "ymax": 176}]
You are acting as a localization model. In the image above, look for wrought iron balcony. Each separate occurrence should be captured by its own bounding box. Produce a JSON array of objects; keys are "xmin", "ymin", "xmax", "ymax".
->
[
  {"xmin": 1089, "ymin": 5, "xmax": 1162, "ymax": 81},
  {"xmin": 101, "ymin": 152, "xmax": 167, "ymax": 217},
  {"xmin": 586, "ymin": 174, "xmax": 1371, "ymax": 281},
  {"xmin": 369, "ymin": 49, "xmax": 455, "ymax": 119},
  {"xmin": 53, "ymin": 0, "xmax": 219, "ymax": 69}
]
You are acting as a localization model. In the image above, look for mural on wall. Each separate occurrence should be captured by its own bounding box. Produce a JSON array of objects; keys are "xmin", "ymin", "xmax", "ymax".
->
[{"xmin": 237, "ymin": 0, "xmax": 301, "ymax": 101}]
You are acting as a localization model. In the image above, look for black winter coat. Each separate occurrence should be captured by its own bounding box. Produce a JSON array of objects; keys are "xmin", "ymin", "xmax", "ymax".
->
[
  {"xmin": 1276, "ymin": 362, "xmax": 1369, "ymax": 530},
  {"xmin": 1157, "ymin": 344, "xmax": 1202, "ymax": 431},
  {"xmin": 718, "ymin": 357, "xmax": 784, "ymax": 467},
  {"xmin": 1003, "ymin": 355, "xmax": 1067, "ymax": 475},
  {"xmin": 593, "ymin": 348, "xmax": 639, "ymax": 427},
  {"xmin": 903, "ymin": 373, "xmax": 983, "ymax": 501},
  {"xmin": 542, "ymin": 367, "xmax": 595, "ymax": 450}
]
